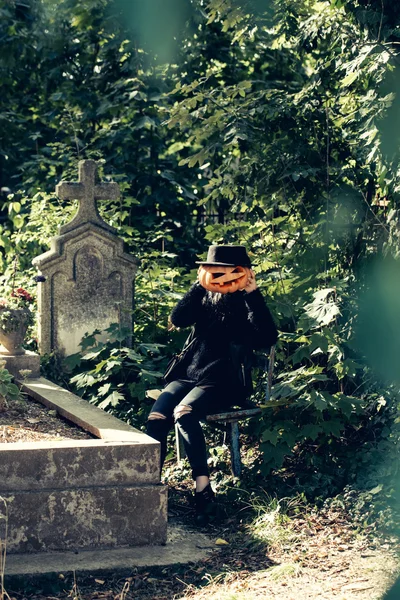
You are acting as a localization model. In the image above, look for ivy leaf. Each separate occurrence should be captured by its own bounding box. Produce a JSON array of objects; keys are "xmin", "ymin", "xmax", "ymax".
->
[
  {"xmin": 301, "ymin": 424, "xmax": 322, "ymax": 441},
  {"xmin": 98, "ymin": 391, "xmax": 125, "ymax": 409},
  {"xmin": 304, "ymin": 289, "xmax": 340, "ymax": 326},
  {"xmin": 105, "ymin": 360, "xmax": 122, "ymax": 372},
  {"xmin": 262, "ymin": 428, "xmax": 279, "ymax": 446},
  {"xmin": 336, "ymin": 394, "xmax": 363, "ymax": 418},
  {"xmin": 97, "ymin": 383, "xmax": 112, "ymax": 397},
  {"xmin": 140, "ymin": 369, "xmax": 164, "ymax": 378},
  {"xmin": 308, "ymin": 390, "xmax": 328, "ymax": 411},
  {"xmin": 80, "ymin": 331, "xmax": 101, "ymax": 351},
  {"xmin": 290, "ymin": 345, "xmax": 310, "ymax": 365},
  {"xmin": 272, "ymin": 382, "xmax": 307, "ymax": 399},
  {"xmin": 134, "ymin": 116, "xmax": 156, "ymax": 130},
  {"xmin": 320, "ymin": 419, "xmax": 344, "ymax": 438},
  {"xmin": 70, "ymin": 372, "xmax": 98, "ymax": 388},
  {"xmin": 310, "ymin": 333, "xmax": 329, "ymax": 354},
  {"xmin": 63, "ymin": 353, "xmax": 82, "ymax": 370},
  {"xmin": 341, "ymin": 71, "xmax": 359, "ymax": 87},
  {"xmin": 261, "ymin": 442, "xmax": 289, "ymax": 470},
  {"xmin": 82, "ymin": 350, "xmax": 103, "ymax": 361}
]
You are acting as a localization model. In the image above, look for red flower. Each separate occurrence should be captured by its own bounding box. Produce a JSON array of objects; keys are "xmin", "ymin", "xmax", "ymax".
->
[{"xmin": 11, "ymin": 288, "xmax": 33, "ymax": 303}]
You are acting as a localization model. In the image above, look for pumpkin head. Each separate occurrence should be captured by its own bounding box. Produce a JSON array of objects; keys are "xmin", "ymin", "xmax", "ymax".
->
[{"xmin": 198, "ymin": 265, "xmax": 251, "ymax": 294}]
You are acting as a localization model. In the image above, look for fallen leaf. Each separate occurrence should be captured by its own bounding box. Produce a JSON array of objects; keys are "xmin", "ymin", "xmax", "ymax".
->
[
  {"xmin": 95, "ymin": 579, "xmax": 105, "ymax": 585},
  {"xmin": 215, "ymin": 538, "xmax": 229, "ymax": 546},
  {"xmin": 26, "ymin": 418, "xmax": 40, "ymax": 424}
]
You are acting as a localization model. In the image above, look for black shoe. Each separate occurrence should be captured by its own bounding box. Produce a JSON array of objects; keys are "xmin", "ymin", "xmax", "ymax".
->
[{"xmin": 195, "ymin": 483, "xmax": 216, "ymax": 526}]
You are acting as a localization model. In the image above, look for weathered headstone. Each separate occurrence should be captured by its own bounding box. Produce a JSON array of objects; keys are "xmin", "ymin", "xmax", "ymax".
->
[{"xmin": 33, "ymin": 160, "xmax": 137, "ymax": 356}]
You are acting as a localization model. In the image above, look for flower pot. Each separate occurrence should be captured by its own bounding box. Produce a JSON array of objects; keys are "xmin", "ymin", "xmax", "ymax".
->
[{"xmin": 0, "ymin": 308, "xmax": 30, "ymax": 356}]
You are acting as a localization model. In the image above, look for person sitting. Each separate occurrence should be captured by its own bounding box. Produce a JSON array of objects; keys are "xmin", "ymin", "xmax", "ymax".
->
[{"xmin": 146, "ymin": 245, "xmax": 278, "ymax": 524}]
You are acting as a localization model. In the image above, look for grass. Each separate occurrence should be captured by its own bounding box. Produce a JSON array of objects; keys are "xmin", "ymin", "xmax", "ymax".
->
[
  {"xmin": 244, "ymin": 492, "xmax": 303, "ymax": 551},
  {"xmin": 266, "ymin": 562, "xmax": 301, "ymax": 581},
  {"xmin": 179, "ymin": 571, "xmax": 265, "ymax": 600}
]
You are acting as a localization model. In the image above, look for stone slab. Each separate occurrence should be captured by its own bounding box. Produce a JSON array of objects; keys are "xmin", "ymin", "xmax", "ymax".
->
[
  {"xmin": 3, "ymin": 485, "xmax": 167, "ymax": 554},
  {"xmin": 0, "ymin": 439, "xmax": 160, "ymax": 491},
  {"xmin": 1, "ymin": 350, "xmax": 41, "ymax": 378},
  {"xmin": 4, "ymin": 377, "xmax": 167, "ymax": 554},
  {"xmin": 19, "ymin": 377, "xmax": 154, "ymax": 442},
  {"xmin": 4, "ymin": 525, "xmax": 213, "ymax": 581}
]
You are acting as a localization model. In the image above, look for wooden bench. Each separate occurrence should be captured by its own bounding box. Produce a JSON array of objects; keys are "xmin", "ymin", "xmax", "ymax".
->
[{"xmin": 203, "ymin": 407, "xmax": 261, "ymax": 477}]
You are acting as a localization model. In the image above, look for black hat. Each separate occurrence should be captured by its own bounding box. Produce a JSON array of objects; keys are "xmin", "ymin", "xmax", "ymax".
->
[{"xmin": 196, "ymin": 245, "xmax": 251, "ymax": 267}]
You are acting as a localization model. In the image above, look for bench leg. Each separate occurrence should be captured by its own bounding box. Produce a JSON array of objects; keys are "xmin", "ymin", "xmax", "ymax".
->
[
  {"xmin": 175, "ymin": 422, "xmax": 187, "ymax": 462},
  {"xmin": 176, "ymin": 420, "xmax": 243, "ymax": 477},
  {"xmin": 229, "ymin": 422, "xmax": 242, "ymax": 478}
]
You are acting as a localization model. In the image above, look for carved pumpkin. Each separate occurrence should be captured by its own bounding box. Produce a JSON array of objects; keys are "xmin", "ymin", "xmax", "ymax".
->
[{"xmin": 198, "ymin": 265, "xmax": 251, "ymax": 294}]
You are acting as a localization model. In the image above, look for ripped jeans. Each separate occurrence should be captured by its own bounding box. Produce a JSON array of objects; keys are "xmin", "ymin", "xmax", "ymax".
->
[{"xmin": 146, "ymin": 380, "xmax": 234, "ymax": 480}]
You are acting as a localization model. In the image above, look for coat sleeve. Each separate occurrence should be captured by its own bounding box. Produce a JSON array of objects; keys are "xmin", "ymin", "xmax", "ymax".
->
[
  {"xmin": 241, "ymin": 289, "xmax": 278, "ymax": 350},
  {"xmin": 170, "ymin": 282, "xmax": 206, "ymax": 328}
]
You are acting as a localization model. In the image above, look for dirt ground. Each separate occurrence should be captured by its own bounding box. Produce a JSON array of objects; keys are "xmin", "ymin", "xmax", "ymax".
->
[
  {"xmin": 6, "ymin": 493, "xmax": 397, "ymax": 600},
  {"xmin": 0, "ymin": 396, "xmax": 93, "ymax": 443},
  {"xmin": 168, "ymin": 492, "xmax": 399, "ymax": 600},
  {"xmin": 176, "ymin": 515, "xmax": 399, "ymax": 600}
]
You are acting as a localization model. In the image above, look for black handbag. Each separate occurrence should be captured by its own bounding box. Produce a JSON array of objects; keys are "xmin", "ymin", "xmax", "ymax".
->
[
  {"xmin": 229, "ymin": 342, "xmax": 254, "ymax": 397},
  {"xmin": 163, "ymin": 328, "xmax": 198, "ymax": 384}
]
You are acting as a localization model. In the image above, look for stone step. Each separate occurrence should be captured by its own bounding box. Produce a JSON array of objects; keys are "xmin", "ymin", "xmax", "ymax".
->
[
  {"xmin": 2, "ymin": 484, "xmax": 167, "ymax": 554},
  {"xmin": 4, "ymin": 524, "xmax": 213, "ymax": 585},
  {"xmin": 0, "ymin": 438, "xmax": 160, "ymax": 492}
]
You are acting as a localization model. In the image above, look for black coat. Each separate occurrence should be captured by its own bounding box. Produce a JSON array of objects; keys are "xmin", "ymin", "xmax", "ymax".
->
[{"xmin": 170, "ymin": 283, "xmax": 278, "ymax": 395}]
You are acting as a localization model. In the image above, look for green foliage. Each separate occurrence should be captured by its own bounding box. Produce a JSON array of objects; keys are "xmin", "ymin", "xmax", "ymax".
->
[
  {"xmin": 133, "ymin": 251, "xmax": 193, "ymax": 347},
  {"xmin": 0, "ymin": 360, "xmax": 22, "ymax": 406},
  {"xmin": 0, "ymin": 0, "xmax": 204, "ymax": 275},
  {"xmin": 166, "ymin": 0, "xmax": 400, "ymax": 483},
  {"xmin": 0, "ymin": 264, "xmax": 36, "ymax": 346},
  {"xmin": 245, "ymin": 493, "xmax": 298, "ymax": 551},
  {"xmin": 65, "ymin": 323, "xmax": 166, "ymax": 428}
]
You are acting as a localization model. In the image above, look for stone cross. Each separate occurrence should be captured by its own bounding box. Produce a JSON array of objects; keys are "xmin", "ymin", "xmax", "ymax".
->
[
  {"xmin": 57, "ymin": 160, "xmax": 119, "ymax": 235},
  {"xmin": 33, "ymin": 160, "xmax": 137, "ymax": 356}
]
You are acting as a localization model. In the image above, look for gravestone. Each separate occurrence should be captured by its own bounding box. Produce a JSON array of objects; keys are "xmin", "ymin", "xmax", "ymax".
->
[
  {"xmin": 4, "ymin": 160, "xmax": 168, "ymax": 554},
  {"xmin": 33, "ymin": 160, "xmax": 137, "ymax": 356}
]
